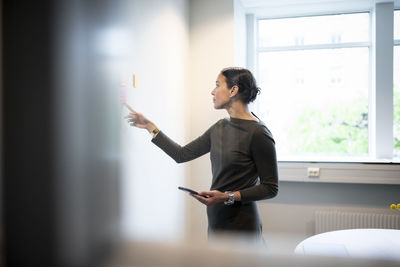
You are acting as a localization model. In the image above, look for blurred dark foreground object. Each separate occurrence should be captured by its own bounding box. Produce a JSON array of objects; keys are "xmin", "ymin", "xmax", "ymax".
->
[{"xmin": 2, "ymin": 0, "xmax": 126, "ymax": 266}]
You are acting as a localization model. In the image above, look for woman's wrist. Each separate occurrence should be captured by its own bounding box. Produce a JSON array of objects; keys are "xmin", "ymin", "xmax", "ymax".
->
[
  {"xmin": 146, "ymin": 122, "xmax": 157, "ymax": 133},
  {"xmin": 147, "ymin": 123, "xmax": 160, "ymax": 138},
  {"xmin": 223, "ymin": 191, "xmax": 241, "ymax": 203}
]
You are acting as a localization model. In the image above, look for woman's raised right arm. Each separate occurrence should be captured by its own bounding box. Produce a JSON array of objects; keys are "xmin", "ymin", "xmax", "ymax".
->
[
  {"xmin": 124, "ymin": 104, "xmax": 212, "ymax": 163},
  {"xmin": 151, "ymin": 128, "xmax": 212, "ymax": 163}
]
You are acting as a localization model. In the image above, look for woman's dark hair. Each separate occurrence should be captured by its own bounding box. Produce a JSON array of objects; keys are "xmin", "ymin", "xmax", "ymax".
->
[{"xmin": 221, "ymin": 67, "xmax": 260, "ymax": 104}]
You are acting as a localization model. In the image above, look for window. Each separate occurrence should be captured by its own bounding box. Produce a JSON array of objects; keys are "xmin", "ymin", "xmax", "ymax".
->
[
  {"xmin": 241, "ymin": 1, "xmax": 400, "ymax": 183},
  {"xmin": 256, "ymin": 13, "xmax": 370, "ymax": 161}
]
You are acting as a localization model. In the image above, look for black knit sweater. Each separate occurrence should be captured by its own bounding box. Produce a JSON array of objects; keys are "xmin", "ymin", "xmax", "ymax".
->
[{"xmin": 151, "ymin": 116, "xmax": 278, "ymax": 202}]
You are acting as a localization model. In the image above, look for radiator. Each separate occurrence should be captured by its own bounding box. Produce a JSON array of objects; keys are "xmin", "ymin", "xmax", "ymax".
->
[{"xmin": 315, "ymin": 210, "xmax": 400, "ymax": 234}]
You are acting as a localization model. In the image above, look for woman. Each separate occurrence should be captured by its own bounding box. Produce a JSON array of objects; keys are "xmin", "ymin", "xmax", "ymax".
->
[{"xmin": 125, "ymin": 67, "xmax": 278, "ymax": 240}]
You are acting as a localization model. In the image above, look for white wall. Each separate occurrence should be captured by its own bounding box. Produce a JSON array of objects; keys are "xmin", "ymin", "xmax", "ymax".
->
[
  {"xmin": 234, "ymin": 0, "xmax": 247, "ymax": 67},
  {"xmin": 120, "ymin": 0, "xmax": 189, "ymax": 241}
]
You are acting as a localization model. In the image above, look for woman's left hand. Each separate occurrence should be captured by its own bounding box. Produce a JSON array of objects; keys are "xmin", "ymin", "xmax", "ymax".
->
[{"xmin": 191, "ymin": 190, "xmax": 227, "ymax": 206}]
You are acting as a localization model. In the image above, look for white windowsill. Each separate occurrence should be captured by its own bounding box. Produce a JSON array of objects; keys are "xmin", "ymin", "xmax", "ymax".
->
[{"xmin": 278, "ymin": 161, "xmax": 400, "ymax": 184}]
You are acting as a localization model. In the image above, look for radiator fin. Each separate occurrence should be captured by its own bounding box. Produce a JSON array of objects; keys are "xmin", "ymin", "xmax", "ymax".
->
[{"xmin": 315, "ymin": 210, "xmax": 400, "ymax": 234}]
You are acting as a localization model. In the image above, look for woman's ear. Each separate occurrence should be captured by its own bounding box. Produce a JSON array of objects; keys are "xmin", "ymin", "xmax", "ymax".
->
[{"xmin": 230, "ymin": 85, "xmax": 239, "ymax": 98}]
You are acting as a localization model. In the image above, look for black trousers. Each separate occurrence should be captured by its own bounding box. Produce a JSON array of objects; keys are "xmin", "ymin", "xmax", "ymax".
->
[{"xmin": 207, "ymin": 201, "xmax": 263, "ymax": 239}]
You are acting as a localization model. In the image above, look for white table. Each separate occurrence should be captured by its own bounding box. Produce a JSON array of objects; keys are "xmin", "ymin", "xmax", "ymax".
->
[{"xmin": 294, "ymin": 229, "xmax": 400, "ymax": 261}]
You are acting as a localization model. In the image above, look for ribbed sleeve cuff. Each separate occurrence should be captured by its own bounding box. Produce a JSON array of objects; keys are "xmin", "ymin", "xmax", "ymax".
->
[{"xmin": 151, "ymin": 130, "xmax": 164, "ymax": 145}]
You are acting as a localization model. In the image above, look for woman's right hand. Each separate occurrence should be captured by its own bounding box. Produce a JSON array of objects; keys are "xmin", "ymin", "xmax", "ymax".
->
[{"xmin": 124, "ymin": 104, "xmax": 157, "ymax": 133}]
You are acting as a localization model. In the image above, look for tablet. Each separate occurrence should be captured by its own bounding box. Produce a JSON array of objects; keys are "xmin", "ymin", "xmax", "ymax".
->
[
  {"xmin": 178, "ymin": 186, "xmax": 199, "ymax": 195},
  {"xmin": 178, "ymin": 186, "xmax": 209, "ymax": 198}
]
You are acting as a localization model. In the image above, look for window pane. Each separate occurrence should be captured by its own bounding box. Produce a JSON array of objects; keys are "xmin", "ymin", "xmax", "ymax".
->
[
  {"xmin": 257, "ymin": 48, "xmax": 369, "ymax": 160},
  {"xmin": 394, "ymin": 46, "xmax": 400, "ymax": 158},
  {"xmin": 258, "ymin": 13, "xmax": 369, "ymax": 48},
  {"xmin": 395, "ymin": 10, "xmax": 400, "ymax": 40}
]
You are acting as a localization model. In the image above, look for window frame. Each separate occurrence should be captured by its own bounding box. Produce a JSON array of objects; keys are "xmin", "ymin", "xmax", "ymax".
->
[
  {"xmin": 244, "ymin": 2, "xmax": 400, "ymax": 184},
  {"xmin": 394, "ymin": 9, "xmax": 400, "ymax": 159}
]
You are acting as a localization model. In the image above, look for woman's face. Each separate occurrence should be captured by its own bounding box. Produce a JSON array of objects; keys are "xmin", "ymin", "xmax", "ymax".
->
[{"xmin": 211, "ymin": 73, "xmax": 232, "ymax": 109}]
